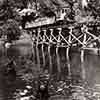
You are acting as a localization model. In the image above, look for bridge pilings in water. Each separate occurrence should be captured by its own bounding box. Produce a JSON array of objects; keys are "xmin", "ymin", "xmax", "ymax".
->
[
  {"xmin": 27, "ymin": 23, "xmax": 100, "ymax": 58},
  {"xmin": 25, "ymin": 23, "xmax": 100, "ymax": 81},
  {"xmin": 32, "ymin": 44, "xmax": 87, "ymax": 81}
]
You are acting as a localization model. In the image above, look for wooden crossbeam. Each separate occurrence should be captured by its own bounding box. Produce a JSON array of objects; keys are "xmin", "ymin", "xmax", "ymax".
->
[
  {"xmin": 43, "ymin": 30, "xmax": 50, "ymax": 41},
  {"xmin": 72, "ymin": 34, "xmax": 83, "ymax": 43},
  {"xmin": 69, "ymin": 32, "xmax": 83, "ymax": 45}
]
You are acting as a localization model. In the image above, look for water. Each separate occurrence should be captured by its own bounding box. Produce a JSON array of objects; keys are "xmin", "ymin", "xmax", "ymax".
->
[{"xmin": 0, "ymin": 43, "xmax": 100, "ymax": 99}]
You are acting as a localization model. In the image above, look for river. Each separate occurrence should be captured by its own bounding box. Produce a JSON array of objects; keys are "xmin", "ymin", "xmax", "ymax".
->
[{"xmin": 0, "ymin": 43, "xmax": 100, "ymax": 100}]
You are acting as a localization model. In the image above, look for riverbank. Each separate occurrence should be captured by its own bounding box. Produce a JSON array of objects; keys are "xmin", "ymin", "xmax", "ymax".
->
[
  {"xmin": 0, "ymin": 31, "xmax": 32, "ymax": 47},
  {"xmin": 13, "ymin": 38, "xmax": 32, "ymax": 46}
]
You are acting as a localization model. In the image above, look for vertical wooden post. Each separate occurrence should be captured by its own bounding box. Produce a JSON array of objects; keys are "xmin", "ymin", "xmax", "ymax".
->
[
  {"xmin": 32, "ymin": 30, "xmax": 35, "ymax": 40},
  {"xmin": 50, "ymin": 28, "xmax": 58, "ymax": 43},
  {"xmin": 66, "ymin": 27, "xmax": 72, "ymax": 61},
  {"xmin": 57, "ymin": 28, "xmax": 62, "ymax": 46},
  {"xmin": 81, "ymin": 25, "xmax": 87, "ymax": 61},
  {"xmin": 36, "ymin": 28, "xmax": 41, "ymax": 46},
  {"xmin": 66, "ymin": 47, "xmax": 70, "ymax": 61},
  {"xmin": 80, "ymin": 25, "xmax": 87, "ymax": 81},
  {"xmin": 31, "ymin": 30, "xmax": 36, "ymax": 47},
  {"xmin": 68, "ymin": 27, "xmax": 72, "ymax": 46},
  {"xmin": 43, "ymin": 30, "xmax": 47, "ymax": 43},
  {"xmin": 66, "ymin": 33, "xmax": 71, "ymax": 77},
  {"xmin": 49, "ymin": 29, "xmax": 53, "ymax": 43}
]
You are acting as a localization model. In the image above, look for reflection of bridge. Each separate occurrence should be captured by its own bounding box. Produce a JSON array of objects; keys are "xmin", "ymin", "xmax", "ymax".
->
[{"xmin": 26, "ymin": 20, "xmax": 100, "ymax": 57}]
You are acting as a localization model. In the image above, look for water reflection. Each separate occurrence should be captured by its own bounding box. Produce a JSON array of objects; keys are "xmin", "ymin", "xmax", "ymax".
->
[
  {"xmin": 48, "ymin": 45, "xmax": 52, "ymax": 73},
  {"xmin": 0, "ymin": 44, "xmax": 32, "ymax": 100},
  {"xmin": 80, "ymin": 51, "xmax": 86, "ymax": 81},
  {"xmin": 56, "ymin": 47, "xmax": 61, "ymax": 80},
  {"xmin": 42, "ymin": 44, "xmax": 46, "ymax": 67},
  {"xmin": 35, "ymin": 46, "xmax": 40, "ymax": 71},
  {"xmin": 0, "ymin": 44, "xmax": 100, "ymax": 99},
  {"xmin": 33, "ymin": 45, "xmax": 100, "ymax": 86}
]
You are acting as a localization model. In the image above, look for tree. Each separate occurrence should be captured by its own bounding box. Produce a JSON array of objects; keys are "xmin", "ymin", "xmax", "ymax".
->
[
  {"xmin": 0, "ymin": 0, "xmax": 22, "ymax": 41},
  {"xmin": 88, "ymin": 0, "xmax": 100, "ymax": 18},
  {"xmin": 3, "ymin": 19, "xmax": 21, "ymax": 42}
]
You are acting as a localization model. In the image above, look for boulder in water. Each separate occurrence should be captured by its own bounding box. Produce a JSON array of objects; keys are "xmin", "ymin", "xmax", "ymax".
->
[{"xmin": 4, "ymin": 42, "xmax": 12, "ymax": 48}]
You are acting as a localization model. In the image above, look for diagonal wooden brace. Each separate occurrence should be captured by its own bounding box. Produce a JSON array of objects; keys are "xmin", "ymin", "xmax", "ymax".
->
[{"xmin": 57, "ymin": 28, "xmax": 69, "ymax": 45}]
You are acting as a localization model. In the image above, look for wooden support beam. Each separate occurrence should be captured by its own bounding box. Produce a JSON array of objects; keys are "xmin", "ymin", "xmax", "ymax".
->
[
  {"xmin": 50, "ymin": 29, "xmax": 58, "ymax": 42},
  {"xmin": 66, "ymin": 47, "xmax": 70, "ymax": 61},
  {"xmin": 72, "ymin": 34, "xmax": 83, "ymax": 43},
  {"xmin": 85, "ymin": 28, "xmax": 100, "ymax": 41},
  {"xmin": 57, "ymin": 28, "xmax": 62, "ymax": 44},
  {"xmin": 43, "ymin": 30, "xmax": 50, "ymax": 41},
  {"xmin": 69, "ymin": 30, "xmax": 83, "ymax": 45},
  {"xmin": 57, "ymin": 28, "xmax": 69, "ymax": 45},
  {"xmin": 31, "ymin": 30, "xmax": 36, "ymax": 42}
]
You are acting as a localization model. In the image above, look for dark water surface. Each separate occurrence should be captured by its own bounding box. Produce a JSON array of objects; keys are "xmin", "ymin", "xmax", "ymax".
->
[{"xmin": 0, "ymin": 44, "xmax": 100, "ymax": 100}]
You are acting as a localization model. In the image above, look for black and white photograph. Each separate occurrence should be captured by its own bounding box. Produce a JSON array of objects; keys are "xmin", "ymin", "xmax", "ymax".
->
[{"xmin": 0, "ymin": 0, "xmax": 100, "ymax": 100}]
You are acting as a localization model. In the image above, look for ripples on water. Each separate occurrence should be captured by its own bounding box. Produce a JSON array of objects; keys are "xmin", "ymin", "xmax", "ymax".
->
[{"xmin": 0, "ymin": 44, "xmax": 100, "ymax": 99}]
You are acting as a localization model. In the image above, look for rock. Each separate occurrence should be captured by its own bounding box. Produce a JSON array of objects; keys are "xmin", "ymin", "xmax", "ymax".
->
[
  {"xmin": 75, "ymin": 95, "xmax": 86, "ymax": 100},
  {"xmin": 57, "ymin": 88, "xmax": 63, "ymax": 92},
  {"xmin": 20, "ymin": 95, "xmax": 36, "ymax": 100},
  {"xmin": 40, "ymin": 84, "xmax": 45, "ymax": 90},
  {"xmin": 19, "ymin": 89, "xmax": 28, "ymax": 96},
  {"xmin": 20, "ymin": 96, "xmax": 30, "ymax": 100},
  {"xmin": 5, "ymin": 42, "xmax": 12, "ymax": 48},
  {"xmin": 26, "ymin": 86, "xmax": 32, "ymax": 89}
]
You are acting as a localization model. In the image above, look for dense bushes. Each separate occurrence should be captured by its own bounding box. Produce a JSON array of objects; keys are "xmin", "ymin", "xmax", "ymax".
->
[
  {"xmin": 0, "ymin": 0, "xmax": 21, "ymax": 41},
  {"xmin": 2, "ymin": 19, "xmax": 21, "ymax": 41}
]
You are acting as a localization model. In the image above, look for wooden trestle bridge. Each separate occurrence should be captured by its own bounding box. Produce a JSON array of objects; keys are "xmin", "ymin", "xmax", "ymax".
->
[{"xmin": 26, "ymin": 20, "xmax": 100, "ymax": 58}]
